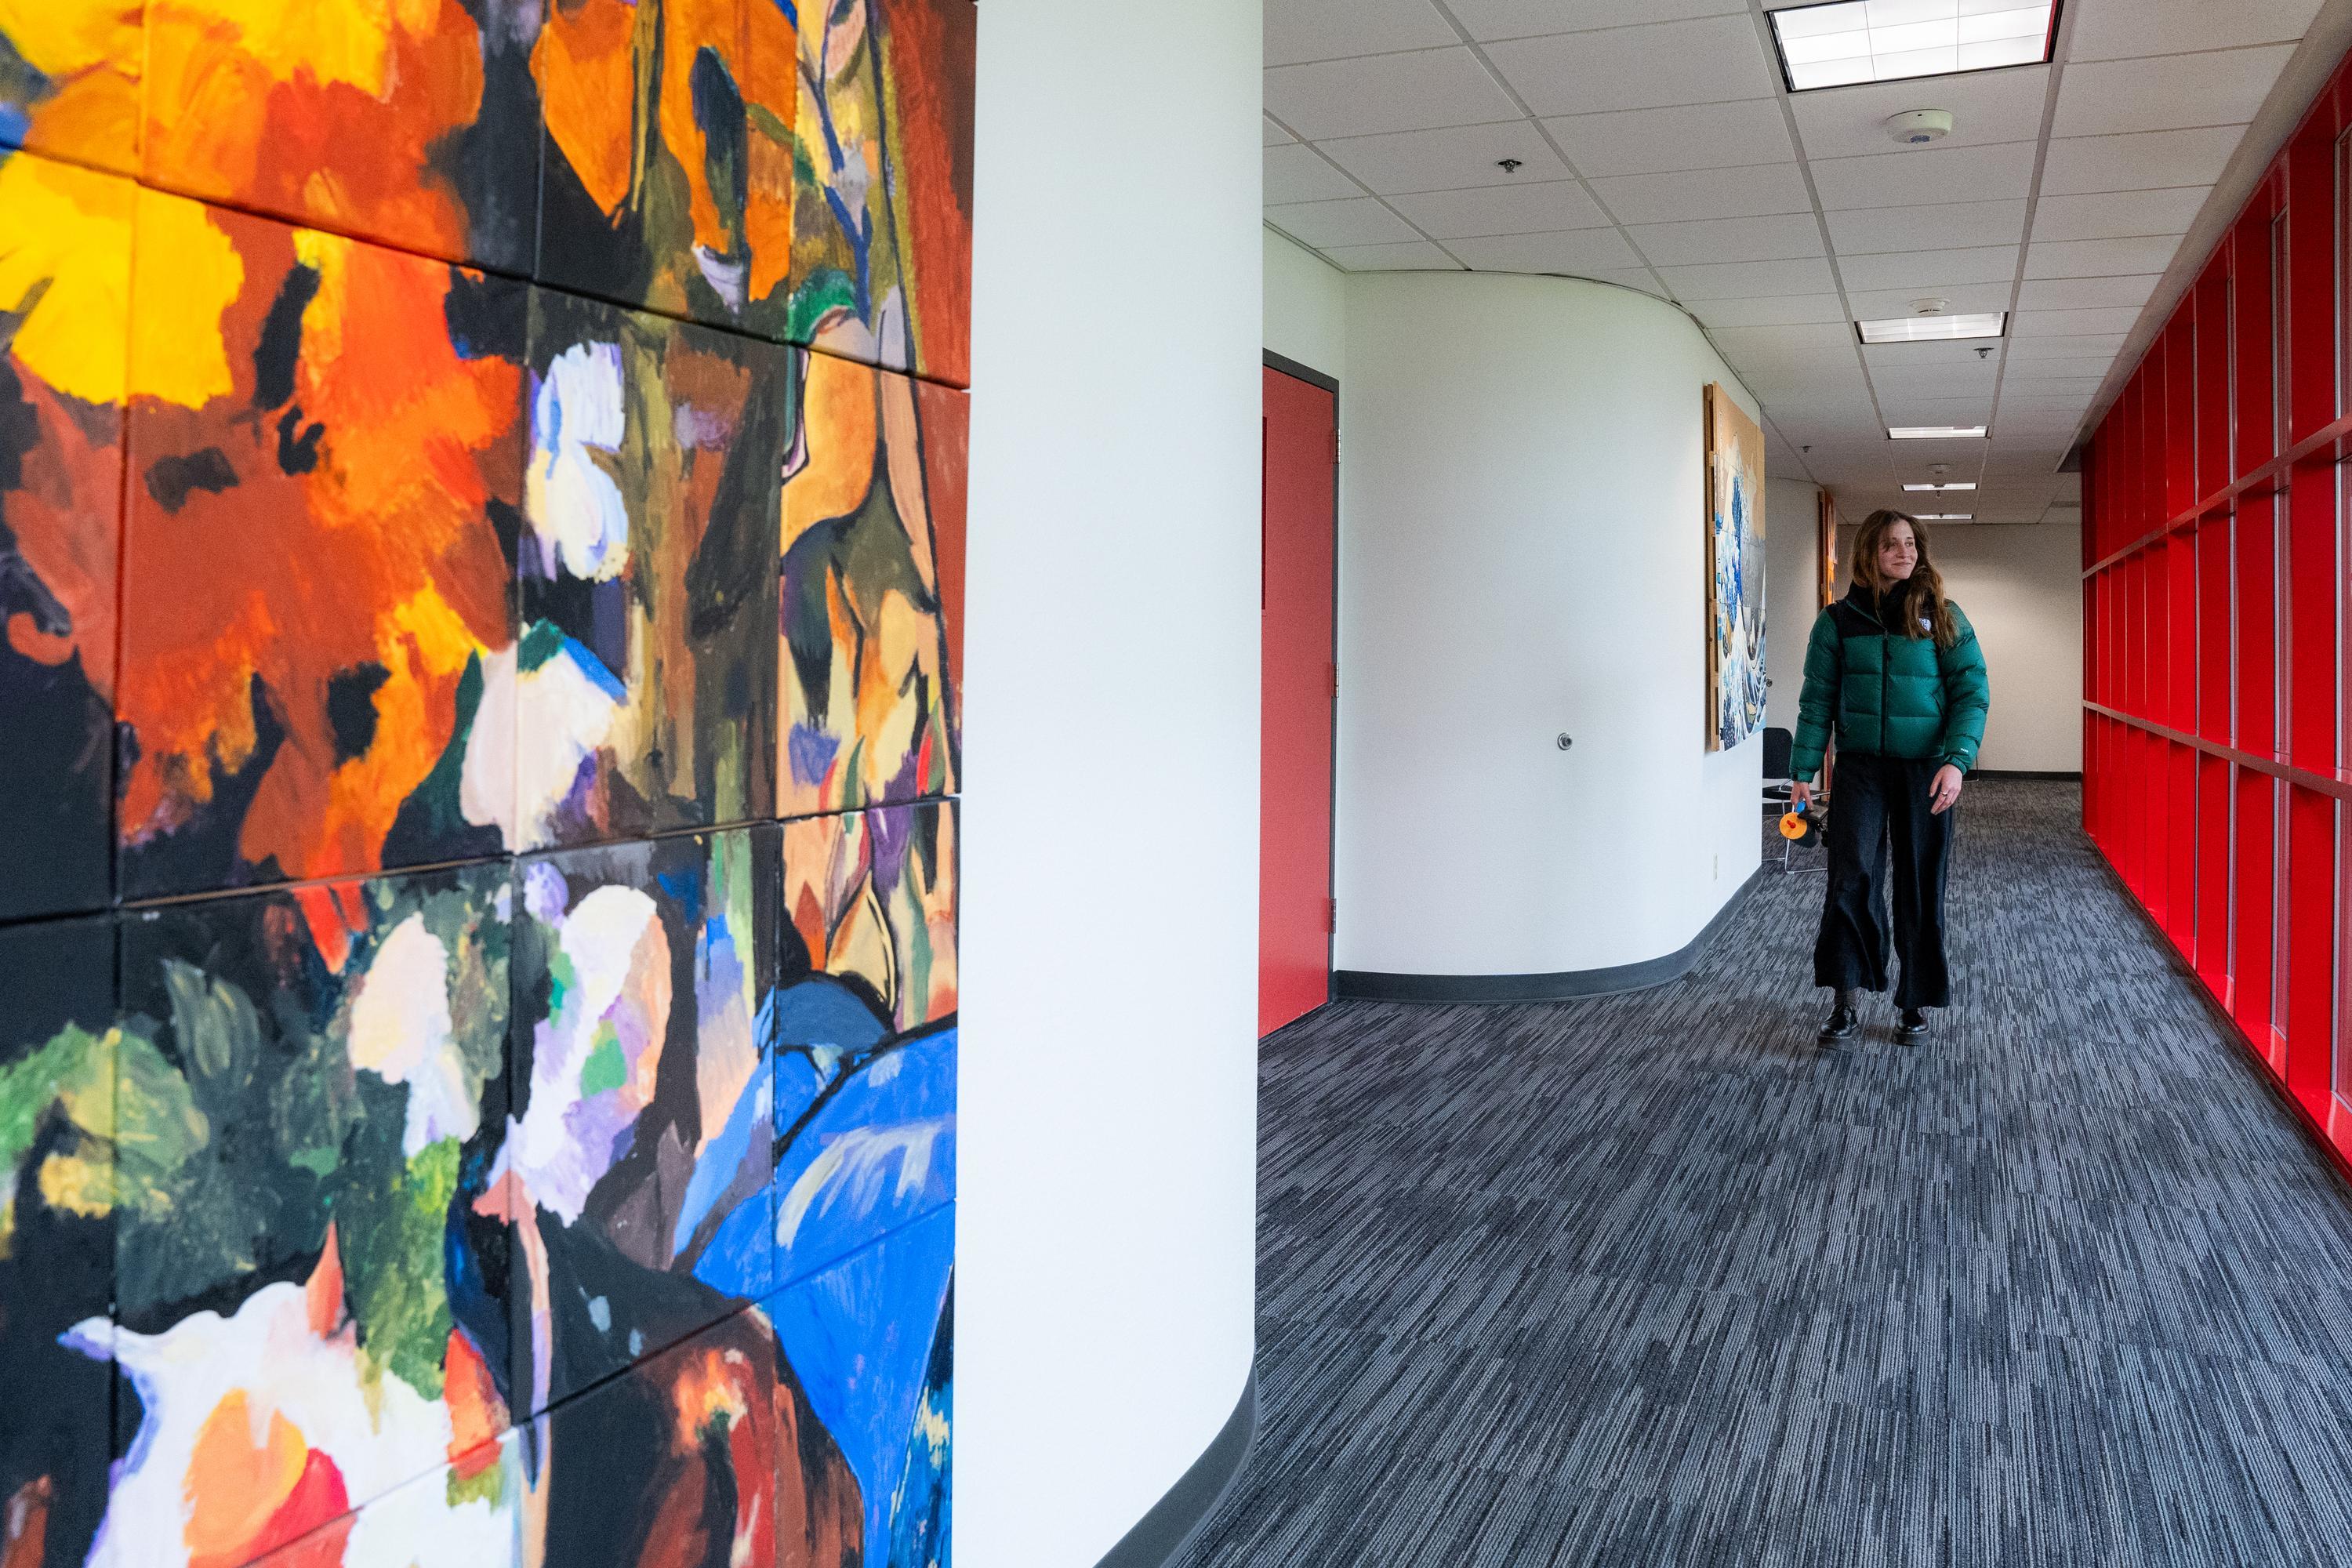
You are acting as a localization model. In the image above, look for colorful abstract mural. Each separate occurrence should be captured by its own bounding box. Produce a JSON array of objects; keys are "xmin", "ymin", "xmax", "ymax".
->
[
  {"xmin": 0, "ymin": 3, "xmax": 968, "ymax": 1562},
  {"xmin": 519, "ymin": 291, "xmax": 783, "ymax": 848},
  {"xmin": 780, "ymin": 352, "xmax": 964, "ymax": 815},
  {"xmin": 119, "ymin": 192, "xmax": 524, "ymax": 898},
  {"xmin": 793, "ymin": 0, "xmax": 976, "ymax": 385},
  {"xmin": 0, "ymin": 147, "xmax": 126, "ymax": 920},
  {"xmin": 1704, "ymin": 383, "xmax": 1766, "ymax": 753}
]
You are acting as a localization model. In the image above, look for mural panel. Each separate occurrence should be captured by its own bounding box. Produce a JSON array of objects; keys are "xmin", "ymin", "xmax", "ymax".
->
[
  {"xmin": 506, "ymin": 826, "xmax": 779, "ymax": 1417},
  {"xmin": 119, "ymin": 191, "xmax": 524, "ymax": 899},
  {"xmin": 1704, "ymin": 382, "xmax": 1766, "ymax": 753},
  {"xmin": 518, "ymin": 291, "xmax": 783, "ymax": 850},
  {"xmin": 780, "ymin": 353, "xmax": 964, "ymax": 815},
  {"xmin": 99, "ymin": 862, "xmax": 514, "ymax": 1566},
  {"xmin": 142, "ymin": 0, "xmax": 541, "ymax": 270},
  {"xmin": 0, "ymin": 148, "xmax": 127, "ymax": 920},
  {"xmin": 0, "ymin": 916, "xmax": 116, "ymax": 1568},
  {"xmin": 534, "ymin": 0, "xmax": 798, "ymax": 340},
  {"xmin": 770, "ymin": 801, "xmax": 956, "ymax": 1290},
  {"xmin": 792, "ymin": 0, "xmax": 975, "ymax": 385},
  {"xmin": 0, "ymin": 2, "xmax": 142, "ymax": 174}
]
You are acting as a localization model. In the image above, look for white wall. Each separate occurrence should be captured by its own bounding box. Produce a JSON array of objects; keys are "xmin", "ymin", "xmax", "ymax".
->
[
  {"xmin": 1264, "ymin": 227, "xmax": 1347, "ymax": 383},
  {"xmin": 1334, "ymin": 273, "xmax": 1762, "ymax": 978},
  {"xmin": 1832, "ymin": 519, "xmax": 2085, "ymax": 771},
  {"xmin": 1764, "ymin": 476, "xmax": 1822, "ymax": 738},
  {"xmin": 1929, "ymin": 522, "xmax": 2085, "ymax": 771},
  {"xmin": 959, "ymin": 1, "xmax": 1261, "ymax": 1564}
]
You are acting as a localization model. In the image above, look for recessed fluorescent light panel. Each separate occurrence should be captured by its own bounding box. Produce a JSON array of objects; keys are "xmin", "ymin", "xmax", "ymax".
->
[
  {"xmin": 1904, "ymin": 482, "xmax": 1978, "ymax": 492},
  {"xmin": 1770, "ymin": 1, "xmax": 2059, "ymax": 93},
  {"xmin": 1915, "ymin": 513, "xmax": 1975, "ymax": 521},
  {"xmin": 1889, "ymin": 425, "xmax": 1987, "ymax": 439},
  {"xmin": 1857, "ymin": 311, "xmax": 2007, "ymax": 343}
]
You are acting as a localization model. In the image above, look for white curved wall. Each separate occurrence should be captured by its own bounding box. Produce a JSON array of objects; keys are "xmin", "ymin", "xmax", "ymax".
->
[
  {"xmin": 957, "ymin": 1, "xmax": 1261, "ymax": 1565},
  {"xmin": 1334, "ymin": 273, "xmax": 1763, "ymax": 978}
]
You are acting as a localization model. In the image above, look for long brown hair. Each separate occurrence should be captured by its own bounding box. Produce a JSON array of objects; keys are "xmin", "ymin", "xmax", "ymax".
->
[{"xmin": 1852, "ymin": 508, "xmax": 1958, "ymax": 648}]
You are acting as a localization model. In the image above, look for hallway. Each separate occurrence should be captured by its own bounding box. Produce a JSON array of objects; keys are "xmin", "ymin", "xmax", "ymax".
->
[{"xmin": 1177, "ymin": 782, "xmax": 2352, "ymax": 1567}]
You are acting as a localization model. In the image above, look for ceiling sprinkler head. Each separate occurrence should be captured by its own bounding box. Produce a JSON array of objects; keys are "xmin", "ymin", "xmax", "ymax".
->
[
  {"xmin": 1886, "ymin": 109, "xmax": 1955, "ymax": 145},
  {"xmin": 1497, "ymin": 158, "xmax": 1524, "ymax": 172}
]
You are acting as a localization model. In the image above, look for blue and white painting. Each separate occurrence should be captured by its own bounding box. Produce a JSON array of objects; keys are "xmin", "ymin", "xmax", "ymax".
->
[{"xmin": 1708, "ymin": 385, "xmax": 1769, "ymax": 752}]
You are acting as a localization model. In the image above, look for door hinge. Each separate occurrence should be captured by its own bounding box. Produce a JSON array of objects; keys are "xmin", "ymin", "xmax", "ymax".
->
[
  {"xmin": 1328, "ymin": 663, "xmax": 1340, "ymax": 697},
  {"xmin": 1324, "ymin": 898, "xmax": 1337, "ymax": 934}
]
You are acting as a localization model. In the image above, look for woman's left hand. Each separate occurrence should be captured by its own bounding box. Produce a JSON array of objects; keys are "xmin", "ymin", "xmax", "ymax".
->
[{"xmin": 1929, "ymin": 764, "xmax": 1963, "ymax": 814}]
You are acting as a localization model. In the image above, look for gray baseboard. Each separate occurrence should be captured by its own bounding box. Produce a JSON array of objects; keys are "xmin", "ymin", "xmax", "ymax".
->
[
  {"xmin": 1093, "ymin": 1370, "xmax": 1258, "ymax": 1568},
  {"xmin": 1333, "ymin": 864, "xmax": 1765, "ymax": 1004}
]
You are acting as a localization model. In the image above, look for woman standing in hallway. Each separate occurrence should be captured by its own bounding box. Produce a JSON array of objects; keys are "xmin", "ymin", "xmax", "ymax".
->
[{"xmin": 1789, "ymin": 509, "xmax": 1990, "ymax": 1045}]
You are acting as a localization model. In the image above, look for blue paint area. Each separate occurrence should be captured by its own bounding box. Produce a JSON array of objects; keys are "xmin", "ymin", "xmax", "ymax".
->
[
  {"xmin": 0, "ymin": 107, "xmax": 29, "ymax": 148},
  {"xmin": 675, "ymin": 1055, "xmax": 771, "ymax": 1294},
  {"xmin": 771, "ymin": 1024, "xmax": 956, "ymax": 1289},
  {"xmin": 775, "ymin": 975, "xmax": 895, "ymax": 1061},
  {"xmin": 884, "ymin": 1280, "xmax": 952, "ymax": 1568},
  {"xmin": 768, "ymin": 1207, "xmax": 956, "ymax": 1566},
  {"xmin": 787, "ymin": 724, "xmax": 840, "ymax": 787}
]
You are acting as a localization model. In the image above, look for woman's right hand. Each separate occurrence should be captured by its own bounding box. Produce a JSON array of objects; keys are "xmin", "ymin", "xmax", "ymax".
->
[{"xmin": 1791, "ymin": 780, "xmax": 1813, "ymax": 809}]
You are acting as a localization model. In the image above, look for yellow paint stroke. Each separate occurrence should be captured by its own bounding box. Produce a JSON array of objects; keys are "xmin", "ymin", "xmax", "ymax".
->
[{"xmin": 128, "ymin": 187, "xmax": 242, "ymax": 409}]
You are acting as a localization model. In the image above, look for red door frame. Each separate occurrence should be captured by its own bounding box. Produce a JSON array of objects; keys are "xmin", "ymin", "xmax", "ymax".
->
[{"xmin": 1261, "ymin": 350, "xmax": 1339, "ymax": 1036}]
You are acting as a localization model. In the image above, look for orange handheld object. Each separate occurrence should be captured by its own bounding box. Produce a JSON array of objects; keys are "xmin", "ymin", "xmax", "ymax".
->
[{"xmin": 1780, "ymin": 807, "xmax": 1822, "ymax": 845}]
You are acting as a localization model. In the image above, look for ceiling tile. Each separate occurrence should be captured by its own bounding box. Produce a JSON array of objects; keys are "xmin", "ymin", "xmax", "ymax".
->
[
  {"xmin": 1450, "ymin": 0, "xmax": 1748, "ymax": 41},
  {"xmin": 1846, "ymin": 282, "xmax": 2013, "ymax": 318},
  {"xmin": 1788, "ymin": 67, "xmax": 2053, "ymax": 161},
  {"xmin": 2002, "ymin": 356, "xmax": 2120, "ymax": 377},
  {"xmin": 1809, "ymin": 141, "xmax": 2040, "ymax": 211},
  {"xmin": 1838, "ymin": 246, "xmax": 2020, "ymax": 291},
  {"xmin": 1316, "ymin": 122, "xmax": 1574, "ymax": 194},
  {"xmin": 1448, "ymin": 227, "xmax": 1646, "ymax": 271},
  {"xmin": 2015, "ymin": 307, "xmax": 2147, "ymax": 336},
  {"xmin": 1266, "ymin": 197, "xmax": 1421, "ymax": 248},
  {"xmin": 2024, "ymin": 235, "xmax": 2186, "ymax": 278},
  {"xmin": 1588, "ymin": 163, "xmax": 1814, "ymax": 223},
  {"xmin": 1628, "ymin": 212, "xmax": 1825, "ymax": 266},
  {"xmin": 1541, "ymin": 100, "xmax": 1798, "ymax": 177},
  {"xmin": 1659, "ymin": 255, "xmax": 1841, "ymax": 299},
  {"xmin": 2016, "ymin": 274, "xmax": 2158, "ymax": 310},
  {"xmin": 1388, "ymin": 180, "xmax": 1611, "ymax": 237},
  {"xmin": 1485, "ymin": 15, "xmax": 1778, "ymax": 116},
  {"xmin": 1265, "ymin": 0, "xmax": 1459, "ymax": 65},
  {"xmin": 1265, "ymin": 48, "xmax": 1523, "ymax": 140},
  {"xmin": 2053, "ymin": 47, "xmax": 2297, "ymax": 139},
  {"xmin": 1584, "ymin": 266, "xmax": 1674, "ymax": 297},
  {"xmin": 2007, "ymin": 332, "xmax": 2128, "ymax": 358},
  {"xmin": 1265, "ymin": 143, "xmax": 1364, "ymax": 205},
  {"xmin": 1319, "ymin": 239, "xmax": 1467, "ymax": 270},
  {"xmin": 1266, "ymin": 117, "xmax": 1296, "ymax": 146},
  {"xmin": 2040, "ymin": 126, "xmax": 2244, "ymax": 194},
  {"xmin": 1711, "ymin": 321, "xmax": 1860, "ymax": 359},
  {"xmin": 1693, "ymin": 293, "xmax": 1849, "ymax": 328},
  {"xmin": 1828, "ymin": 200, "xmax": 2028, "ymax": 256},
  {"xmin": 2065, "ymin": 0, "xmax": 2321, "ymax": 64},
  {"xmin": 1865, "ymin": 339, "xmax": 2009, "ymax": 369},
  {"xmin": 2031, "ymin": 187, "xmax": 2209, "ymax": 243}
]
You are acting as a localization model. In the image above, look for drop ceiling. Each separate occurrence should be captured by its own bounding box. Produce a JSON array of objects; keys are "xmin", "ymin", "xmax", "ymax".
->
[{"xmin": 1265, "ymin": 0, "xmax": 2347, "ymax": 526}]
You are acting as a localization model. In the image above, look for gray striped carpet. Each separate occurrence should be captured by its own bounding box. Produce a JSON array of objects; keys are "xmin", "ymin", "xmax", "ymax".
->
[{"xmin": 1171, "ymin": 781, "xmax": 2352, "ymax": 1568}]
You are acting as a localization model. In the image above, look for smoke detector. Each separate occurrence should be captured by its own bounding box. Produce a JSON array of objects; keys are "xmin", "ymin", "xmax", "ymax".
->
[
  {"xmin": 1911, "ymin": 297, "xmax": 1951, "ymax": 316},
  {"xmin": 1886, "ymin": 109, "xmax": 1955, "ymax": 145}
]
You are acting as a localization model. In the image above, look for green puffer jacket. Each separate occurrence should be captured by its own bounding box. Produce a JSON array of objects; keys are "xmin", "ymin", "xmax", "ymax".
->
[{"xmin": 1791, "ymin": 583, "xmax": 1990, "ymax": 782}]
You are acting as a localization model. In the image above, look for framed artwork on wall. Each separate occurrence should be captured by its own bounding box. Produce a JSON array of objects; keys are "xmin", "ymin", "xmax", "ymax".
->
[
  {"xmin": 1704, "ymin": 383, "xmax": 1767, "ymax": 752},
  {"xmin": 1819, "ymin": 491, "xmax": 1840, "ymax": 608}
]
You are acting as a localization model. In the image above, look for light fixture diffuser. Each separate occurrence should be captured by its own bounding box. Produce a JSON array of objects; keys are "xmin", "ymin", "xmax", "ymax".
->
[
  {"xmin": 1903, "ymin": 482, "xmax": 1977, "ymax": 492},
  {"xmin": 1857, "ymin": 311, "xmax": 2006, "ymax": 343},
  {"xmin": 1770, "ymin": 1, "xmax": 2058, "ymax": 93},
  {"xmin": 1889, "ymin": 426, "xmax": 1987, "ymax": 439},
  {"xmin": 1915, "ymin": 513, "xmax": 1974, "ymax": 521}
]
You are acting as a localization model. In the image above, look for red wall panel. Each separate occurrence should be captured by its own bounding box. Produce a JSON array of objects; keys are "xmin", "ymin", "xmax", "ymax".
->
[{"xmin": 2084, "ymin": 50, "xmax": 2352, "ymax": 1170}]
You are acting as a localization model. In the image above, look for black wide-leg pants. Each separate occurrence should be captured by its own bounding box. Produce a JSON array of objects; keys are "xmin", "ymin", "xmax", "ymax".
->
[{"xmin": 1813, "ymin": 752, "xmax": 1954, "ymax": 1009}]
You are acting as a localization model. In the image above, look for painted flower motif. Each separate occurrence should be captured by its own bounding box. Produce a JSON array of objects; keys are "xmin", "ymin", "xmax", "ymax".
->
[
  {"xmin": 527, "ymin": 341, "xmax": 630, "ymax": 583},
  {"xmin": 346, "ymin": 914, "xmax": 477, "ymax": 1158}
]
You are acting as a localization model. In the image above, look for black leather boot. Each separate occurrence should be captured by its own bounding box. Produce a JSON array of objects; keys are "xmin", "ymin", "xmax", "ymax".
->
[
  {"xmin": 1817, "ymin": 1000, "xmax": 1860, "ymax": 1045},
  {"xmin": 1897, "ymin": 1007, "xmax": 1930, "ymax": 1043}
]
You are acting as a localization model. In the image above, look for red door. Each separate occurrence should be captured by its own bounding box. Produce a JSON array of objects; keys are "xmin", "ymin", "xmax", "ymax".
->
[{"xmin": 1261, "ymin": 363, "xmax": 1338, "ymax": 1036}]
